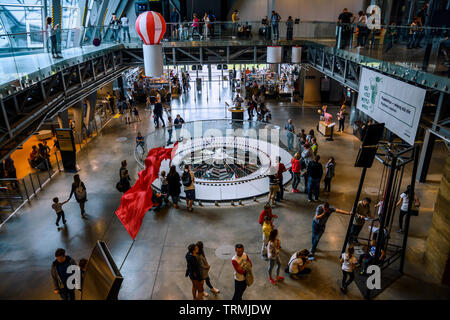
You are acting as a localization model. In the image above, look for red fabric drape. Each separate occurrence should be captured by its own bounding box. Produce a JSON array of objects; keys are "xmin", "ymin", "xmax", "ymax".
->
[{"xmin": 115, "ymin": 143, "xmax": 177, "ymax": 239}]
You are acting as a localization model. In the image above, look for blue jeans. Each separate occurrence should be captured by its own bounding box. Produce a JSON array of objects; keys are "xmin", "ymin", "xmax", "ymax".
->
[
  {"xmin": 287, "ymin": 132, "xmax": 294, "ymax": 150},
  {"xmin": 113, "ymin": 29, "xmax": 119, "ymax": 41},
  {"xmin": 268, "ymin": 255, "xmax": 281, "ymax": 278},
  {"xmin": 232, "ymin": 280, "xmax": 247, "ymax": 300},
  {"xmin": 272, "ymin": 24, "xmax": 279, "ymax": 39},
  {"xmin": 292, "ymin": 172, "xmax": 301, "ymax": 190},
  {"xmin": 58, "ymin": 287, "xmax": 75, "ymax": 300},
  {"xmin": 349, "ymin": 224, "xmax": 363, "ymax": 243},
  {"xmin": 122, "ymin": 26, "xmax": 130, "ymax": 42},
  {"xmin": 311, "ymin": 220, "xmax": 325, "ymax": 254},
  {"xmin": 407, "ymin": 33, "xmax": 417, "ymax": 48},
  {"xmin": 307, "ymin": 177, "xmax": 320, "ymax": 201}
]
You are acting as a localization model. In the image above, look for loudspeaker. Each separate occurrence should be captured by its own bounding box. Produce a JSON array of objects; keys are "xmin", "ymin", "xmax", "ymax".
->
[
  {"xmin": 354, "ymin": 123, "xmax": 385, "ymax": 168},
  {"xmin": 198, "ymin": 65, "xmax": 203, "ymax": 70},
  {"xmin": 217, "ymin": 64, "xmax": 222, "ymax": 70},
  {"xmin": 223, "ymin": 64, "xmax": 228, "ymax": 70},
  {"xmin": 192, "ymin": 65, "xmax": 196, "ymax": 70}
]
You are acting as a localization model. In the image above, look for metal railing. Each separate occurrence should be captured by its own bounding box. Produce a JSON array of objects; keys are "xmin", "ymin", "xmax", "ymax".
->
[
  {"xmin": 0, "ymin": 107, "xmax": 115, "ymax": 228},
  {"xmin": 0, "ymin": 20, "xmax": 449, "ymax": 92}
]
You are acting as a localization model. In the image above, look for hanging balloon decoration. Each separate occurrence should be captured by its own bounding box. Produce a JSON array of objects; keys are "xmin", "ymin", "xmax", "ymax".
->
[{"xmin": 135, "ymin": 11, "xmax": 166, "ymax": 77}]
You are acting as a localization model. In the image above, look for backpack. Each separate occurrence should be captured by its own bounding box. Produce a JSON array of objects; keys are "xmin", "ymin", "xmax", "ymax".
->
[
  {"xmin": 116, "ymin": 181, "xmax": 123, "ymax": 192},
  {"xmin": 75, "ymin": 184, "xmax": 86, "ymax": 199},
  {"xmin": 182, "ymin": 171, "xmax": 192, "ymax": 187}
]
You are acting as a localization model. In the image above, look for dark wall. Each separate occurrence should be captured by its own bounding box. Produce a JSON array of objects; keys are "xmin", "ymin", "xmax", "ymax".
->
[{"xmin": 185, "ymin": 0, "xmax": 223, "ymax": 20}]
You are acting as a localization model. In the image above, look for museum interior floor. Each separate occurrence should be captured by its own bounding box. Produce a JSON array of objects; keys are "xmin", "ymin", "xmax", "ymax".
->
[{"xmin": 0, "ymin": 80, "xmax": 449, "ymax": 300}]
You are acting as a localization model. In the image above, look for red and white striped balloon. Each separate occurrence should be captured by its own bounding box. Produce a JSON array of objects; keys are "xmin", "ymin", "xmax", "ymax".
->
[{"xmin": 135, "ymin": 11, "xmax": 166, "ymax": 45}]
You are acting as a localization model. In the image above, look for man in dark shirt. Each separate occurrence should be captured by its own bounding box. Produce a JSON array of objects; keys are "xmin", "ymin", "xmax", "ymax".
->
[
  {"xmin": 51, "ymin": 248, "xmax": 77, "ymax": 300},
  {"xmin": 153, "ymin": 101, "xmax": 165, "ymax": 128},
  {"xmin": 310, "ymin": 202, "xmax": 351, "ymax": 256},
  {"xmin": 338, "ymin": 8, "xmax": 354, "ymax": 49},
  {"xmin": 305, "ymin": 155, "xmax": 323, "ymax": 202},
  {"xmin": 108, "ymin": 93, "xmax": 115, "ymax": 114}
]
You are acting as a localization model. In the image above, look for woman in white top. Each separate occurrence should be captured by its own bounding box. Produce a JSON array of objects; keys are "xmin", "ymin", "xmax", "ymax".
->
[
  {"xmin": 288, "ymin": 249, "xmax": 311, "ymax": 279},
  {"xmin": 340, "ymin": 246, "xmax": 357, "ymax": 293},
  {"xmin": 267, "ymin": 229, "xmax": 283, "ymax": 284},
  {"xmin": 203, "ymin": 13, "xmax": 210, "ymax": 39},
  {"xmin": 121, "ymin": 14, "xmax": 130, "ymax": 42},
  {"xmin": 396, "ymin": 185, "xmax": 420, "ymax": 233},
  {"xmin": 46, "ymin": 16, "xmax": 62, "ymax": 58}
]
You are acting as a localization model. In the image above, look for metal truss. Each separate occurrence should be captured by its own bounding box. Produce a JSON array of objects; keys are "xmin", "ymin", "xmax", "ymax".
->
[
  {"xmin": 122, "ymin": 44, "xmax": 271, "ymax": 66},
  {"xmin": 306, "ymin": 44, "xmax": 360, "ymax": 90},
  {"xmin": 1, "ymin": 40, "xmax": 449, "ymax": 161}
]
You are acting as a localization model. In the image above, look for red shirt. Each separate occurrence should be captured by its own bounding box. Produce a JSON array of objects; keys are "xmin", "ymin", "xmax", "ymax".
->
[
  {"xmin": 259, "ymin": 208, "xmax": 276, "ymax": 225},
  {"xmin": 232, "ymin": 254, "xmax": 252, "ymax": 275},
  {"xmin": 277, "ymin": 163, "xmax": 286, "ymax": 180},
  {"xmin": 291, "ymin": 158, "xmax": 301, "ymax": 173}
]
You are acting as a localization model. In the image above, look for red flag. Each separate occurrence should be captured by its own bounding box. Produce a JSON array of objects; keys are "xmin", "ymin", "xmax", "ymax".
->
[{"xmin": 115, "ymin": 143, "xmax": 177, "ymax": 239}]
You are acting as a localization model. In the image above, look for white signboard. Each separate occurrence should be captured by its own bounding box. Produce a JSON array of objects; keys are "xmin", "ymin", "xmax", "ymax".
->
[{"xmin": 356, "ymin": 68, "xmax": 426, "ymax": 145}]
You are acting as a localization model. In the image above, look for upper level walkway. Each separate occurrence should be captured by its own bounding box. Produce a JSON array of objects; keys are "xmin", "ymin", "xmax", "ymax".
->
[{"xmin": 0, "ymin": 21, "xmax": 449, "ymax": 96}]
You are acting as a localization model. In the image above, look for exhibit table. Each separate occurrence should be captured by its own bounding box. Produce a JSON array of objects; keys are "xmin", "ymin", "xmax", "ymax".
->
[{"xmin": 228, "ymin": 107, "xmax": 245, "ymax": 121}]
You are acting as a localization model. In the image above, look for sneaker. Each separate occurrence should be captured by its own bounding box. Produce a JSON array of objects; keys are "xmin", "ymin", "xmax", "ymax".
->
[
  {"xmin": 276, "ymin": 276, "xmax": 284, "ymax": 281},
  {"xmin": 292, "ymin": 189, "xmax": 300, "ymax": 193},
  {"xmin": 56, "ymin": 223, "xmax": 59, "ymax": 227},
  {"xmin": 397, "ymin": 229, "xmax": 403, "ymax": 234},
  {"xmin": 308, "ymin": 199, "xmax": 313, "ymax": 202},
  {"xmin": 269, "ymin": 277, "xmax": 276, "ymax": 285},
  {"xmin": 203, "ymin": 291, "xmax": 209, "ymax": 297},
  {"xmin": 63, "ymin": 221, "xmax": 67, "ymax": 225},
  {"xmin": 211, "ymin": 288, "xmax": 220, "ymax": 294},
  {"xmin": 340, "ymin": 287, "xmax": 347, "ymax": 293},
  {"xmin": 82, "ymin": 214, "xmax": 87, "ymax": 219}
]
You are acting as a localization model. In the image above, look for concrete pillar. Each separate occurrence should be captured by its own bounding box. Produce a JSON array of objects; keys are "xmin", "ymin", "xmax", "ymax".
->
[
  {"xmin": 424, "ymin": 155, "xmax": 450, "ymax": 286},
  {"xmin": 85, "ymin": 92, "xmax": 97, "ymax": 125},
  {"xmin": 302, "ymin": 68, "xmax": 322, "ymax": 104},
  {"xmin": 72, "ymin": 101, "xmax": 84, "ymax": 141},
  {"xmin": 57, "ymin": 109, "xmax": 69, "ymax": 128},
  {"xmin": 417, "ymin": 129, "xmax": 436, "ymax": 183}
]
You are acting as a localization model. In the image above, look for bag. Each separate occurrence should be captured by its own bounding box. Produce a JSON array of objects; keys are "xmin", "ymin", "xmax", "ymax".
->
[
  {"xmin": 182, "ymin": 171, "xmax": 192, "ymax": 187},
  {"xmin": 75, "ymin": 184, "xmax": 86, "ymax": 199},
  {"xmin": 410, "ymin": 201, "xmax": 419, "ymax": 216},
  {"xmin": 116, "ymin": 181, "xmax": 123, "ymax": 192},
  {"xmin": 245, "ymin": 268, "xmax": 254, "ymax": 287}
]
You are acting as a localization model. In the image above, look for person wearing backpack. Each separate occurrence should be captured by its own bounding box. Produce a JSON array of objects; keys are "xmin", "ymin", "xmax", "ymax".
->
[
  {"xmin": 182, "ymin": 164, "xmax": 195, "ymax": 212},
  {"xmin": 69, "ymin": 174, "xmax": 87, "ymax": 218}
]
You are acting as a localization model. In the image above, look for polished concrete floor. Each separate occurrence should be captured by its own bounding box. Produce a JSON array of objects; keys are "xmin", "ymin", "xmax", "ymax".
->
[{"xmin": 0, "ymin": 81, "xmax": 449, "ymax": 300}]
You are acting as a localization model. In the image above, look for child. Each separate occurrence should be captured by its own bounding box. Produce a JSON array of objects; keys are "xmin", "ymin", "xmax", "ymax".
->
[
  {"xmin": 261, "ymin": 215, "xmax": 272, "ymax": 260},
  {"xmin": 374, "ymin": 200, "xmax": 384, "ymax": 219},
  {"xmin": 340, "ymin": 245, "xmax": 357, "ymax": 293},
  {"xmin": 258, "ymin": 202, "xmax": 278, "ymax": 227},
  {"xmin": 166, "ymin": 116, "xmax": 173, "ymax": 145},
  {"xmin": 358, "ymin": 239, "xmax": 385, "ymax": 275},
  {"xmin": 151, "ymin": 189, "xmax": 163, "ymax": 210},
  {"xmin": 52, "ymin": 197, "xmax": 69, "ymax": 228},
  {"xmin": 132, "ymin": 107, "xmax": 141, "ymax": 122},
  {"xmin": 160, "ymin": 171, "xmax": 169, "ymax": 204}
]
